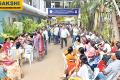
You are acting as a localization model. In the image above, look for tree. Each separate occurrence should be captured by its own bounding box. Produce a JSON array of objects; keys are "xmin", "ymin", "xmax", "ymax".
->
[
  {"xmin": 70, "ymin": 0, "xmax": 80, "ymax": 8},
  {"xmin": 70, "ymin": 0, "xmax": 120, "ymax": 41},
  {"xmin": 70, "ymin": 0, "xmax": 98, "ymax": 30},
  {"xmin": 22, "ymin": 18, "xmax": 38, "ymax": 33}
]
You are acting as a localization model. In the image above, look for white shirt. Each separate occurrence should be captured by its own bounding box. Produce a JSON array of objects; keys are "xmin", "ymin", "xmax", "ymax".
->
[
  {"xmin": 86, "ymin": 35, "xmax": 91, "ymax": 39},
  {"xmin": 43, "ymin": 30, "xmax": 49, "ymax": 40},
  {"xmin": 73, "ymin": 27, "xmax": 79, "ymax": 36},
  {"xmin": 77, "ymin": 64, "xmax": 93, "ymax": 80},
  {"xmin": 104, "ymin": 60, "xmax": 120, "ymax": 80},
  {"xmin": 71, "ymin": 64, "xmax": 93, "ymax": 80},
  {"xmin": 54, "ymin": 27, "xmax": 59, "ymax": 36},
  {"xmin": 103, "ymin": 43, "xmax": 111, "ymax": 53},
  {"xmin": 90, "ymin": 34, "xmax": 96, "ymax": 40},
  {"xmin": 60, "ymin": 28, "xmax": 70, "ymax": 38},
  {"xmin": 73, "ymin": 42, "xmax": 82, "ymax": 50}
]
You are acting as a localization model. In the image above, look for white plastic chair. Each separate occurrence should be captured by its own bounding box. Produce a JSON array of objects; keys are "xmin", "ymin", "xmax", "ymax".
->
[
  {"xmin": 9, "ymin": 48, "xmax": 20, "ymax": 64},
  {"xmin": 24, "ymin": 44, "xmax": 33, "ymax": 67}
]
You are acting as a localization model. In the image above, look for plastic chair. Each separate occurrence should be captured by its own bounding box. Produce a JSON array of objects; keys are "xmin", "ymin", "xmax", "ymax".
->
[
  {"xmin": 9, "ymin": 49, "xmax": 20, "ymax": 64},
  {"xmin": 24, "ymin": 45, "xmax": 33, "ymax": 67}
]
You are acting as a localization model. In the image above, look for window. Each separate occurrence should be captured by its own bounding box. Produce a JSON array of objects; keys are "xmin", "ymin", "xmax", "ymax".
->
[
  {"xmin": 29, "ymin": 0, "xmax": 32, "ymax": 5},
  {"xmin": 55, "ymin": 2, "xmax": 60, "ymax": 8},
  {"xmin": 46, "ymin": 1, "xmax": 51, "ymax": 8},
  {"xmin": 69, "ymin": 2, "xmax": 71, "ymax": 8},
  {"xmin": 24, "ymin": 0, "xmax": 32, "ymax": 5}
]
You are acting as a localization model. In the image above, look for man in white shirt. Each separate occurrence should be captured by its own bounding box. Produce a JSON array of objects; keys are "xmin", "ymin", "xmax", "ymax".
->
[
  {"xmin": 53, "ymin": 25, "xmax": 60, "ymax": 44},
  {"xmin": 60, "ymin": 25, "xmax": 70, "ymax": 48},
  {"xmin": 72, "ymin": 25, "xmax": 79, "ymax": 42},
  {"xmin": 43, "ymin": 27, "xmax": 49, "ymax": 55}
]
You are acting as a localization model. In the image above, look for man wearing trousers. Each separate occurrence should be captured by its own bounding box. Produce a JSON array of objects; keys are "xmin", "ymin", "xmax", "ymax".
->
[
  {"xmin": 53, "ymin": 25, "xmax": 60, "ymax": 44},
  {"xmin": 43, "ymin": 27, "xmax": 49, "ymax": 55},
  {"xmin": 60, "ymin": 25, "xmax": 70, "ymax": 48}
]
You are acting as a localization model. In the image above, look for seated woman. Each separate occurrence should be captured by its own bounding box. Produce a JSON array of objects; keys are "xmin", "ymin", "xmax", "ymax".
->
[
  {"xmin": 97, "ymin": 54, "xmax": 111, "ymax": 72},
  {"xmin": 0, "ymin": 45, "xmax": 23, "ymax": 80},
  {"xmin": 71, "ymin": 54, "xmax": 94, "ymax": 80},
  {"xmin": 85, "ymin": 40, "xmax": 96, "ymax": 58},
  {"xmin": 68, "ymin": 47, "xmax": 85, "ymax": 75},
  {"xmin": 73, "ymin": 35, "xmax": 81, "ymax": 50},
  {"xmin": 111, "ymin": 41, "xmax": 117, "ymax": 53},
  {"xmin": 64, "ymin": 46, "xmax": 76, "ymax": 78},
  {"xmin": 69, "ymin": 47, "xmax": 86, "ymax": 78}
]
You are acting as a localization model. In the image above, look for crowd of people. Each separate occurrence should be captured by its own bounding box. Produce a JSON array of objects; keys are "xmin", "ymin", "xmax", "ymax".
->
[
  {"xmin": 0, "ymin": 23, "xmax": 120, "ymax": 80},
  {"xmin": 0, "ymin": 23, "xmax": 78, "ymax": 80},
  {"xmin": 0, "ymin": 30, "xmax": 46, "ymax": 80},
  {"xmin": 63, "ymin": 27, "xmax": 120, "ymax": 80}
]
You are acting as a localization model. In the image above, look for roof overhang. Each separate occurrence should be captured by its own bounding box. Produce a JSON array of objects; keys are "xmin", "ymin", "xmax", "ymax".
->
[{"xmin": 22, "ymin": 3, "xmax": 48, "ymax": 17}]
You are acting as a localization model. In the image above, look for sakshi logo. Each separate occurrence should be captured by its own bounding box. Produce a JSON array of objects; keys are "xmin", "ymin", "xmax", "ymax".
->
[{"xmin": 0, "ymin": 0, "xmax": 23, "ymax": 10}]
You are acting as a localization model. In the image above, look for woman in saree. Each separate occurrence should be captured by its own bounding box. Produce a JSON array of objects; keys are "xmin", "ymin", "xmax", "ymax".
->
[
  {"xmin": 69, "ymin": 47, "xmax": 86, "ymax": 78},
  {"xmin": 71, "ymin": 54, "xmax": 94, "ymax": 80},
  {"xmin": 33, "ymin": 32, "xmax": 40, "ymax": 60},
  {"xmin": 0, "ymin": 45, "xmax": 22, "ymax": 80},
  {"xmin": 64, "ymin": 46, "xmax": 76, "ymax": 78},
  {"xmin": 39, "ymin": 29, "xmax": 45, "ymax": 60}
]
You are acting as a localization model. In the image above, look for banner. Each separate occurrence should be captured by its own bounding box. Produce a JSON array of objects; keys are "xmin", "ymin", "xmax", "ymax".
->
[
  {"xmin": 0, "ymin": 0, "xmax": 23, "ymax": 10},
  {"xmin": 48, "ymin": 8, "xmax": 79, "ymax": 16}
]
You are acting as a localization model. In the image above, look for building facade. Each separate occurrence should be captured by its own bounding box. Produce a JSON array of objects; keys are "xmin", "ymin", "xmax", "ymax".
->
[
  {"xmin": 50, "ymin": 0, "xmax": 73, "ymax": 8},
  {"xmin": 0, "ymin": 0, "xmax": 47, "ymax": 33}
]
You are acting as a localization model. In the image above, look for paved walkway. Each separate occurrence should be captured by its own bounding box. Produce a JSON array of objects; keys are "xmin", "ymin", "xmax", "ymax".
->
[{"xmin": 22, "ymin": 40, "xmax": 71, "ymax": 80}]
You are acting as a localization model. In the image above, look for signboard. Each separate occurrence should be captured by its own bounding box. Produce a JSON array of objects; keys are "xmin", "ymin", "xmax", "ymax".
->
[
  {"xmin": 48, "ymin": 8, "xmax": 79, "ymax": 16},
  {"xmin": 0, "ymin": 0, "xmax": 23, "ymax": 10}
]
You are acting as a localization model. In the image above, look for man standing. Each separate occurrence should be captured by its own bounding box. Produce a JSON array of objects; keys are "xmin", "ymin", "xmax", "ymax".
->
[
  {"xmin": 72, "ymin": 25, "xmax": 79, "ymax": 42},
  {"xmin": 43, "ymin": 27, "xmax": 49, "ymax": 55},
  {"xmin": 53, "ymin": 25, "xmax": 60, "ymax": 44},
  {"xmin": 60, "ymin": 25, "xmax": 70, "ymax": 48},
  {"xmin": 47, "ymin": 25, "xmax": 51, "ymax": 43}
]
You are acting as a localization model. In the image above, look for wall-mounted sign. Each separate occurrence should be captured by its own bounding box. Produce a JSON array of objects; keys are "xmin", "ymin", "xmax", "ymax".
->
[
  {"xmin": 48, "ymin": 8, "xmax": 79, "ymax": 16},
  {"xmin": 0, "ymin": 0, "xmax": 23, "ymax": 10}
]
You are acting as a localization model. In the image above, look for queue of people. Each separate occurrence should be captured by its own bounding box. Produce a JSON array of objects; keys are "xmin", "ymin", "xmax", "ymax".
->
[
  {"xmin": 0, "ymin": 28, "xmax": 50, "ymax": 80},
  {"xmin": 63, "ymin": 30, "xmax": 120, "ymax": 80},
  {"xmin": 0, "ymin": 23, "xmax": 76, "ymax": 80},
  {"xmin": 1, "ymin": 23, "xmax": 119, "ymax": 80}
]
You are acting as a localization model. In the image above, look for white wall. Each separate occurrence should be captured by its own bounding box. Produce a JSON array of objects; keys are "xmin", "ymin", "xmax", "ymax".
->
[
  {"xmin": 32, "ymin": 0, "xmax": 46, "ymax": 12},
  {"xmin": 40, "ymin": 0, "xmax": 46, "ymax": 12}
]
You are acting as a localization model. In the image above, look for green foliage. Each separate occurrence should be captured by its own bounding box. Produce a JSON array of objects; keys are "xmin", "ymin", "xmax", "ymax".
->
[
  {"xmin": 22, "ymin": 18, "xmax": 38, "ymax": 33},
  {"xmin": 2, "ymin": 21, "xmax": 20, "ymax": 37},
  {"xmin": 80, "ymin": 2, "xmax": 94, "ymax": 29},
  {"xmin": 101, "ymin": 22, "xmax": 110, "ymax": 40},
  {"xmin": 38, "ymin": 19, "xmax": 47, "ymax": 29},
  {"xmin": 22, "ymin": 18, "xmax": 47, "ymax": 33},
  {"xmin": 2, "ymin": 17, "xmax": 48, "ymax": 38},
  {"xmin": 70, "ymin": 0, "xmax": 80, "ymax": 8}
]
